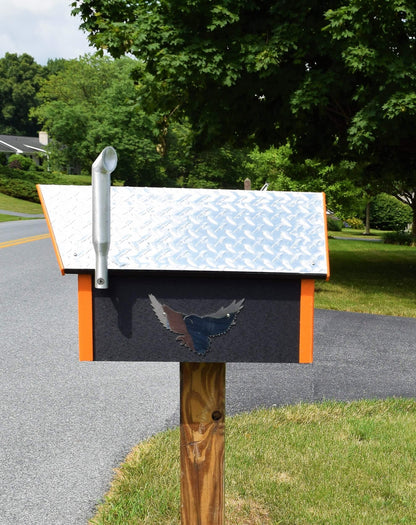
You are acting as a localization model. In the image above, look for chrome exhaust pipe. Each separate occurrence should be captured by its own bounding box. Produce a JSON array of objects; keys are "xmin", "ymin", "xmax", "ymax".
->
[{"xmin": 92, "ymin": 146, "xmax": 117, "ymax": 289}]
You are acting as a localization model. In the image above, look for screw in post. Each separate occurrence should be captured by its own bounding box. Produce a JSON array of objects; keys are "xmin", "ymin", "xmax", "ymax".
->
[{"xmin": 212, "ymin": 410, "xmax": 223, "ymax": 421}]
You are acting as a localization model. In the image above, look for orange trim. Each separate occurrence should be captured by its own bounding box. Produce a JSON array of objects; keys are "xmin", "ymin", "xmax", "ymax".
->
[
  {"xmin": 322, "ymin": 192, "xmax": 330, "ymax": 281},
  {"xmin": 78, "ymin": 274, "xmax": 94, "ymax": 361},
  {"xmin": 299, "ymin": 279, "xmax": 314, "ymax": 363},
  {"xmin": 37, "ymin": 184, "xmax": 65, "ymax": 275}
]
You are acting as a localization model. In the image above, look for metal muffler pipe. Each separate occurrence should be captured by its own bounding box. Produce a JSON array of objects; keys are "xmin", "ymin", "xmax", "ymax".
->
[{"xmin": 92, "ymin": 146, "xmax": 117, "ymax": 289}]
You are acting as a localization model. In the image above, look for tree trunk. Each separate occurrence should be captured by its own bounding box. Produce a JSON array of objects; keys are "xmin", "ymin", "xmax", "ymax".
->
[{"xmin": 364, "ymin": 200, "xmax": 371, "ymax": 235}]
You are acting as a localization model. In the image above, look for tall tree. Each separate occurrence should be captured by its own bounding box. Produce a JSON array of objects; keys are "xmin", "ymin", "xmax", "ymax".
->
[
  {"xmin": 32, "ymin": 55, "xmax": 188, "ymax": 184},
  {"xmin": 0, "ymin": 53, "xmax": 45, "ymax": 136},
  {"xmin": 72, "ymin": 0, "xmax": 335, "ymax": 150},
  {"xmin": 72, "ymin": 1, "xmax": 416, "ymax": 234}
]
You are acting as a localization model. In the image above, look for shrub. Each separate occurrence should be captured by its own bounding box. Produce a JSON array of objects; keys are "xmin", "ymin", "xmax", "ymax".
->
[
  {"xmin": 327, "ymin": 217, "xmax": 343, "ymax": 231},
  {"xmin": 0, "ymin": 166, "xmax": 91, "ymax": 203},
  {"xmin": 7, "ymin": 154, "xmax": 36, "ymax": 171},
  {"xmin": 345, "ymin": 217, "xmax": 364, "ymax": 229},
  {"xmin": 0, "ymin": 177, "xmax": 40, "ymax": 202},
  {"xmin": 369, "ymin": 193, "xmax": 412, "ymax": 231},
  {"xmin": 383, "ymin": 232, "xmax": 414, "ymax": 246}
]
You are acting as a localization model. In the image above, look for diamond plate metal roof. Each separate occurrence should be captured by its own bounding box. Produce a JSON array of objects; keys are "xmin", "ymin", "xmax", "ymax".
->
[{"xmin": 38, "ymin": 185, "xmax": 329, "ymax": 277}]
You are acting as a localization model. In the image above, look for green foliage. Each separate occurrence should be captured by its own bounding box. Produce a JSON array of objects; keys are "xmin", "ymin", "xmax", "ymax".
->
[
  {"xmin": 73, "ymin": 0, "xmax": 337, "ymax": 149},
  {"xmin": 345, "ymin": 217, "xmax": 364, "ymax": 229},
  {"xmin": 0, "ymin": 177, "xmax": 40, "ymax": 202},
  {"xmin": 7, "ymin": 154, "xmax": 36, "ymax": 171},
  {"xmin": 369, "ymin": 193, "xmax": 412, "ymax": 231},
  {"xmin": 327, "ymin": 217, "xmax": 343, "ymax": 232},
  {"xmin": 0, "ymin": 52, "xmax": 45, "ymax": 135},
  {"xmin": 72, "ymin": 0, "xmax": 416, "ymax": 233},
  {"xmin": 185, "ymin": 146, "xmax": 250, "ymax": 189},
  {"xmin": 0, "ymin": 165, "xmax": 91, "ymax": 203},
  {"xmin": 244, "ymin": 144, "xmax": 297, "ymax": 191},
  {"xmin": 244, "ymin": 145, "xmax": 365, "ymax": 218},
  {"xmin": 383, "ymin": 231, "xmax": 414, "ymax": 246},
  {"xmin": 32, "ymin": 55, "xmax": 191, "ymax": 186}
]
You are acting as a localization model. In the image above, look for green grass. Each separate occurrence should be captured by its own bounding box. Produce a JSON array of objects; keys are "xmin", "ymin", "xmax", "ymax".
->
[
  {"xmin": 0, "ymin": 214, "xmax": 33, "ymax": 222},
  {"xmin": 0, "ymin": 192, "xmax": 42, "ymax": 214},
  {"xmin": 315, "ymin": 239, "xmax": 416, "ymax": 317},
  {"xmin": 87, "ymin": 238, "xmax": 416, "ymax": 524},
  {"xmin": 89, "ymin": 399, "xmax": 416, "ymax": 524},
  {"xmin": 3, "ymin": 191, "xmax": 415, "ymax": 523},
  {"xmin": 329, "ymin": 228, "xmax": 386, "ymax": 239}
]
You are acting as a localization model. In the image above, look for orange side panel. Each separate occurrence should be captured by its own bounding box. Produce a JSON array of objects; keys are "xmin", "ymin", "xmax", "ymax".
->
[
  {"xmin": 322, "ymin": 192, "xmax": 330, "ymax": 281},
  {"xmin": 299, "ymin": 279, "xmax": 314, "ymax": 363},
  {"xmin": 78, "ymin": 274, "xmax": 94, "ymax": 361},
  {"xmin": 37, "ymin": 184, "xmax": 65, "ymax": 275}
]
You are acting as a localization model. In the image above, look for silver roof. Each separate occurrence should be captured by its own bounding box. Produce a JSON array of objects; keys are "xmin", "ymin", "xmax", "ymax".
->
[{"xmin": 39, "ymin": 185, "xmax": 329, "ymax": 277}]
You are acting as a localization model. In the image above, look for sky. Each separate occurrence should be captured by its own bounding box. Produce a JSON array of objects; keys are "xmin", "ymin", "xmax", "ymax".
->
[{"xmin": 0, "ymin": 1, "xmax": 93, "ymax": 65}]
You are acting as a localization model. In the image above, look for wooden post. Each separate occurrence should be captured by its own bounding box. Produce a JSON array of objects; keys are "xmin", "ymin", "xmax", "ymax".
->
[
  {"xmin": 244, "ymin": 178, "xmax": 251, "ymax": 191},
  {"xmin": 180, "ymin": 362, "xmax": 225, "ymax": 525}
]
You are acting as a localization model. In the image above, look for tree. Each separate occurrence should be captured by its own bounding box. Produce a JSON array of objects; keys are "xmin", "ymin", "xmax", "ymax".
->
[
  {"xmin": 318, "ymin": 1, "xmax": 416, "ymax": 236},
  {"xmin": 72, "ymin": 0, "xmax": 336, "ymax": 150},
  {"xmin": 72, "ymin": 1, "xmax": 416, "ymax": 236},
  {"xmin": 0, "ymin": 53, "xmax": 45, "ymax": 135},
  {"xmin": 245, "ymin": 144, "xmax": 365, "ymax": 219},
  {"xmin": 32, "ymin": 55, "xmax": 189, "ymax": 184}
]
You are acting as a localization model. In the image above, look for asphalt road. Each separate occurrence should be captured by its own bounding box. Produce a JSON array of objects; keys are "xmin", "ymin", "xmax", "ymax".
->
[{"xmin": 1, "ymin": 220, "xmax": 415, "ymax": 524}]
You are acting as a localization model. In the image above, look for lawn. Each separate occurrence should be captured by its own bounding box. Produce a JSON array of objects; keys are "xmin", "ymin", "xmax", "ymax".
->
[
  {"xmin": 3, "ymin": 194, "xmax": 416, "ymax": 524},
  {"xmin": 329, "ymin": 227, "xmax": 385, "ymax": 238},
  {"xmin": 90, "ymin": 399, "xmax": 416, "ymax": 525},
  {"xmin": 315, "ymin": 239, "xmax": 416, "ymax": 317},
  {"xmin": 88, "ymin": 239, "xmax": 416, "ymax": 524},
  {"xmin": 0, "ymin": 192, "xmax": 43, "ymax": 214}
]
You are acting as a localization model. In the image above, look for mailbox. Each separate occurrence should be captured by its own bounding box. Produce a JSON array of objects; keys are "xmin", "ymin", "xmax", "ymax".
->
[{"xmin": 38, "ymin": 181, "xmax": 329, "ymax": 363}]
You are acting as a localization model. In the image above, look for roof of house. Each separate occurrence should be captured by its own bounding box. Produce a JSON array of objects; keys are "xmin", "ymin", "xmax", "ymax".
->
[
  {"xmin": 0, "ymin": 134, "xmax": 46, "ymax": 155},
  {"xmin": 38, "ymin": 185, "xmax": 330, "ymax": 278}
]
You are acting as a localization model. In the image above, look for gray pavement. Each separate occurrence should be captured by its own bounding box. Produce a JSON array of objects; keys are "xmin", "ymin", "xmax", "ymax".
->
[
  {"xmin": 1, "ymin": 220, "xmax": 415, "ymax": 524},
  {"xmin": 227, "ymin": 310, "xmax": 416, "ymax": 412}
]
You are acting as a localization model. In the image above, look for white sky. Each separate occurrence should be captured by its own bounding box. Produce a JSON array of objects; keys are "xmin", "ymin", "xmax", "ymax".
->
[{"xmin": 0, "ymin": 1, "xmax": 92, "ymax": 65}]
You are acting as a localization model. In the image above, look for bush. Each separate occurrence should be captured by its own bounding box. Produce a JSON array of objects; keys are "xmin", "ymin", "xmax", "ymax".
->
[
  {"xmin": 369, "ymin": 193, "xmax": 412, "ymax": 231},
  {"xmin": 327, "ymin": 217, "xmax": 343, "ymax": 231},
  {"xmin": 345, "ymin": 217, "xmax": 364, "ymax": 229},
  {"xmin": 383, "ymin": 232, "xmax": 414, "ymax": 246},
  {"xmin": 0, "ymin": 177, "xmax": 40, "ymax": 202},
  {"xmin": 0, "ymin": 166, "xmax": 91, "ymax": 203},
  {"xmin": 7, "ymin": 154, "xmax": 36, "ymax": 171}
]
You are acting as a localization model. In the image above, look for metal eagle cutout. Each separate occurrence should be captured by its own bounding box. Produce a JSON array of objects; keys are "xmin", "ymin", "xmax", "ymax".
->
[{"xmin": 149, "ymin": 294, "xmax": 245, "ymax": 356}]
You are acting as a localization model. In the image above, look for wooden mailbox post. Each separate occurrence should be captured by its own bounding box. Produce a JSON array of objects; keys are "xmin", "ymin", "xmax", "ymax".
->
[{"xmin": 38, "ymin": 152, "xmax": 329, "ymax": 524}]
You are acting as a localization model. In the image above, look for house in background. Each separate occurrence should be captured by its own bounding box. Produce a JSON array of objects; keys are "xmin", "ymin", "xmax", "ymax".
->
[{"xmin": 0, "ymin": 131, "xmax": 48, "ymax": 166}]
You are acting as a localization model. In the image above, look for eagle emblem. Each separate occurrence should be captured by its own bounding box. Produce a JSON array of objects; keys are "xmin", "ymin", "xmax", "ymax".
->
[{"xmin": 149, "ymin": 294, "xmax": 245, "ymax": 356}]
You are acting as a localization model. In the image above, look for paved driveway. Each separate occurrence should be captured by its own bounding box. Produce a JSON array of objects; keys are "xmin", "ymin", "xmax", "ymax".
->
[
  {"xmin": 1, "ymin": 223, "xmax": 415, "ymax": 524},
  {"xmin": 227, "ymin": 310, "xmax": 416, "ymax": 412}
]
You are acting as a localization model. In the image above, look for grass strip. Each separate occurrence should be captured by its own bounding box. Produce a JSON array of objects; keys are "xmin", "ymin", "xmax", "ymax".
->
[
  {"xmin": 0, "ymin": 192, "xmax": 43, "ymax": 214},
  {"xmin": 0, "ymin": 214, "xmax": 32, "ymax": 222},
  {"xmin": 89, "ymin": 398, "xmax": 416, "ymax": 525},
  {"xmin": 329, "ymin": 228, "xmax": 385, "ymax": 239},
  {"xmin": 315, "ymin": 239, "xmax": 416, "ymax": 317}
]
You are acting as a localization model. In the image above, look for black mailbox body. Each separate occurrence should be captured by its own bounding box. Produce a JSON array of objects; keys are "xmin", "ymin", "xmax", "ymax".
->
[{"xmin": 39, "ymin": 185, "xmax": 328, "ymax": 364}]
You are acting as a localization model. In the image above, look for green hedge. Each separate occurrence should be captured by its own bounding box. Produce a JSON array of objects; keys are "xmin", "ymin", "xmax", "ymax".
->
[
  {"xmin": 327, "ymin": 217, "xmax": 343, "ymax": 231},
  {"xmin": 369, "ymin": 194, "xmax": 412, "ymax": 231},
  {"xmin": 0, "ymin": 166, "xmax": 91, "ymax": 203},
  {"xmin": 383, "ymin": 231, "xmax": 414, "ymax": 246}
]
